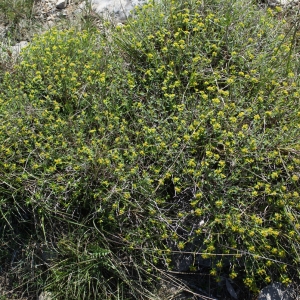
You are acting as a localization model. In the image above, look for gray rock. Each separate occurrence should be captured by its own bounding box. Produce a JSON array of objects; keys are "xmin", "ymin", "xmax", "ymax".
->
[
  {"xmin": 11, "ymin": 41, "xmax": 28, "ymax": 56},
  {"xmin": 172, "ymin": 251, "xmax": 194, "ymax": 272},
  {"xmin": 56, "ymin": 0, "xmax": 67, "ymax": 9},
  {"xmin": 258, "ymin": 282, "xmax": 293, "ymax": 300},
  {"xmin": 38, "ymin": 291, "xmax": 52, "ymax": 300},
  {"xmin": 88, "ymin": 0, "xmax": 150, "ymax": 22},
  {"xmin": 267, "ymin": 0, "xmax": 300, "ymax": 7}
]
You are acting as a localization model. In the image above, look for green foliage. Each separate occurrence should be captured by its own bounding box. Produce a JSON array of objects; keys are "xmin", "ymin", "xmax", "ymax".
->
[
  {"xmin": 1, "ymin": 0, "xmax": 300, "ymax": 298},
  {"xmin": 0, "ymin": 0, "xmax": 35, "ymax": 23},
  {"xmin": 0, "ymin": 0, "xmax": 36, "ymax": 42}
]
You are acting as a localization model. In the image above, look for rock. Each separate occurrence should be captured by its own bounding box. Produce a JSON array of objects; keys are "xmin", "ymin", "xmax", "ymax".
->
[
  {"xmin": 38, "ymin": 291, "xmax": 52, "ymax": 300},
  {"xmin": 266, "ymin": 0, "xmax": 300, "ymax": 7},
  {"xmin": 89, "ymin": 0, "xmax": 150, "ymax": 22},
  {"xmin": 56, "ymin": 0, "xmax": 67, "ymax": 9},
  {"xmin": 172, "ymin": 251, "xmax": 194, "ymax": 272},
  {"xmin": 156, "ymin": 278, "xmax": 187, "ymax": 300},
  {"xmin": 57, "ymin": 10, "xmax": 68, "ymax": 17},
  {"xmin": 258, "ymin": 282, "xmax": 293, "ymax": 300},
  {"xmin": 226, "ymin": 278, "xmax": 238, "ymax": 299},
  {"xmin": 11, "ymin": 41, "xmax": 28, "ymax": 56}
]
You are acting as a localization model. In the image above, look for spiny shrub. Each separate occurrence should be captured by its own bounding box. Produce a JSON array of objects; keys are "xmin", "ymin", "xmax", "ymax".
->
[{"xmin": 0, "ymin": 0, "xmax": 300, "ymax": 298}]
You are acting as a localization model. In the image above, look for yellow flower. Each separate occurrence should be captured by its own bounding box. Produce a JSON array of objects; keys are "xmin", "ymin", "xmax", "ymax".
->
[
  {"xmin": 178, "ymin": 242, "xmax": 185, "ymax": 250},
  {"xmin": 194, "ymin": 208, "xmax": 202, "ymax": 216},
  {"xmin": 175, "ymin": 186, "xmax": 181, "ymax": 193},
  {"xmin": 244, "ymin": 277, "xmax": 254, "ymax": 287},
  {"xmin": 210, "ymin": 269, "xmax": 217, "ymax": 276},
  {"xmin": 215, "ymin": 200, "xmax": 223, "ymax": 208},
  {"xmin": 265, "ymin": 276, "xmax": 271, "ymax": 283}
]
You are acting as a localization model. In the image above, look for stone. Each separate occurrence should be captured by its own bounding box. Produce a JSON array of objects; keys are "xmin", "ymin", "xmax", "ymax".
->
[
  {"xmin": 11, "ymin": 41, "xmax": 28, "ymax": 56},
  {"xmin": 89, "ymin": 0, "xmax": 149, "ymax": 22},
  {"xmin": 156, "ymin": 278, "xmax": 187, "ymax": 300},
  {"xmin": 172, "ymin": 251, "xmax": 194, "ymax": 272},
  {"xmin": 226, "ymin": 278, "xmax": 238, "ymax": 299},
  {"xmin": 258, "ymin": 282, "xmax": 293, "ymax": 300},
  {"xmin": 266, "ymin": 0, "xmax": 300, "ymax": 6},
  {"xmin": 56, "ymin": 0, "xmax": 67, "ymax": 9},
  {"xmin": 38, "ymin": 291, "xmax": 52, "ymax": 300}
]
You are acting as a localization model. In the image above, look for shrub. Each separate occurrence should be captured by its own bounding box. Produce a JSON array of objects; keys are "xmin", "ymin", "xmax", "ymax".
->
[{"xmin": 0, "ymin": 0, "xmax": 300, "ymax": 298}]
